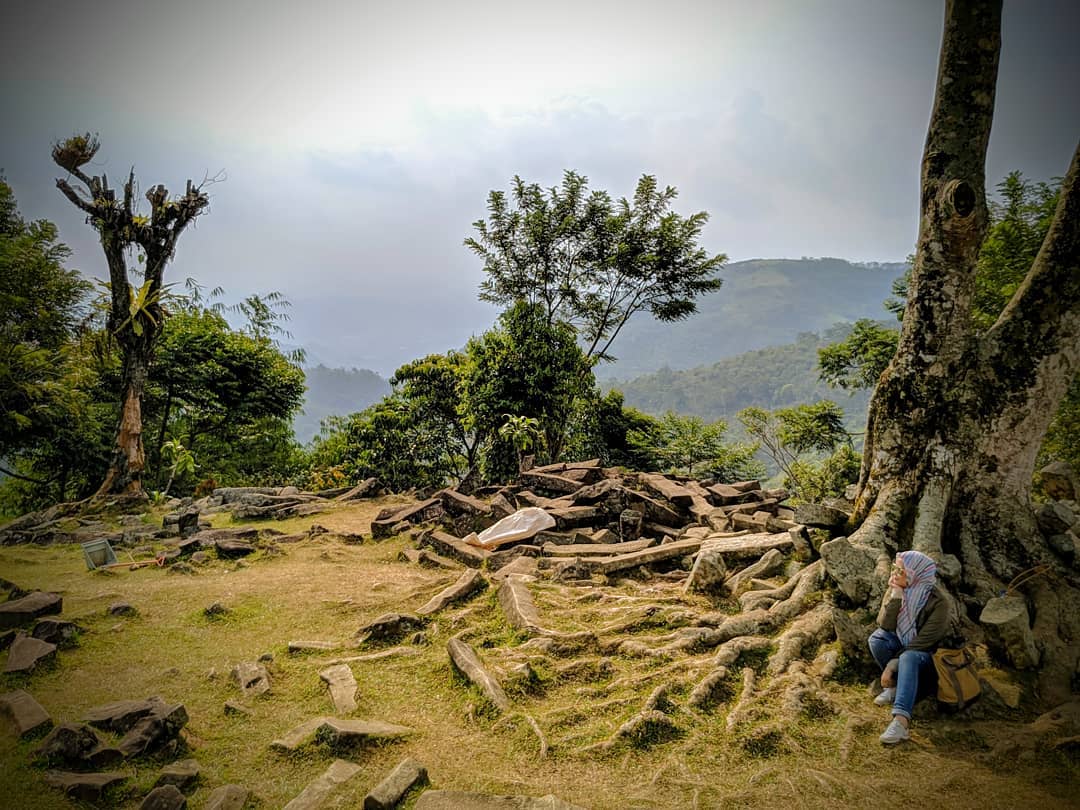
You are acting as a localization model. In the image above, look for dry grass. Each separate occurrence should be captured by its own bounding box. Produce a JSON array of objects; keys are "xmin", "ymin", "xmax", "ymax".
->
[{"xmin": 1, "ymin": 499, "xmax": 1076, "ymax": 809}]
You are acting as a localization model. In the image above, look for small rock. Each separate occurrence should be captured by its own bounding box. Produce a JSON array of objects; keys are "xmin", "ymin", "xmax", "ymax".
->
[
  {"xmin": 204, "ymin": 603, "xmax": 229, "ymax": 619},
  {"xmin": 107, "ymin": 602, "xmax": 138, "ymax": 618},
  {"xmin": 414, "ymin": 791, "xmax": 585, "ymax": 810},
  {"xmin": 154, "ymin": 758, "xmax": 201, "ymax": 791},
  {"xmin": 190, "ymin": 551, "xmax": 210, "ymax": 564},
  {"xmin": 1035, "ymin": 502, "xmax": 1076, "ymax": 536},
  {"xmin": 4, "ymin": 634, "xmax": 57, "ymax": 673},
  {"xmin": 0, "ymin": 689, "xmax": 52, "ymax": 738},
  {"xmin": 1039, "ymin": 461, "xmax": 1079, "ymax": 501},
  {"xmin": 31, "ymin": 619, "xmax": 83, "ymax": 647},
  {"xmin": 258, "ymin": 652, "xmax": 274, "ymax": 663},
  {"xmin": 141, "ymin": 784, "xmax": 187, "ymax": 809},
  {"xmin": 231, "ymin": 661, "xmax": 271, "ymax": 697},
  {"xmin": 0, "ymin": 591, "xmax": 63, "ymax": 629},
  {"xmin": 283, "ymin": 758, "xmax": 360, "ymax": 810},
  {"xmin": 167, "ymin": 562, "xmax": 196, "ymax": 575},
  {"xmin": 34, "ymin": 722, "xmax": 102, "ymax": 765},
  {"xmin": 356, "ymin": 613, "xmax": 425, "ymax": 644},
  {"xmin": 364, "ymin": 757, "xmax": 429, "ymax": 810},
  {"xmin": 203, "ymin": 784, "xmax": 249, "ymax": 810},
  {"xmin": 223, "ymin": 700, "xmax": 252, "ymax": 717},
  {"xmin": 44, "ymin": 770, "xmax": 127, "ymax": 802},
  {"xmin": 178, "ymin": 508, "xmax": 201, "ymax": 538}
]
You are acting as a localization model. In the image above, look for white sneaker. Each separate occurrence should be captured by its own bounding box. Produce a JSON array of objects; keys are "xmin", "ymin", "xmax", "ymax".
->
[
  {"xmin": 874, "ymin": 687, "xmax": 896, "ymax": 706},
  {"xmin": 879, "ymin": 717, "xmax": 910, "ymax": 745}
]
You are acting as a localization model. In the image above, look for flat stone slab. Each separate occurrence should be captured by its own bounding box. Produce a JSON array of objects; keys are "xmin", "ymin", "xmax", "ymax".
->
[
  {"xmin": 699, "ymin": 532, "xmax": 794, "ymax": 559},
  {"xmin": 115, "ymin": 702, "xmax": 188, "ymax": 758},
  {"xmin": 4, "ymin": 633, "xmax": 57, "ymax": 673},
  {"xmin": 640, "ymin": 473, "xmax": 695, "ymax": 507},
  {"xmin": 0, "ymin": 689, "xmax": 52, "ymax": 737},
  {"xmin": 155, "ymin": 758, "xmax": 200, "ymax": 790},
  {"xmin": 44, "ymin": 770, "xmax": 127, "ymax": 802},
  {"xmin": 319, "ymin": 664, "xmax": 359, "ymax": 714},
  {"xmin": 415, "ymin": 791, "xmax": 585, "ymax": 810},
  {"xmin": 271, "ymin": 717, "xmax": 413, "ymax": 752},
  {"xmin": 0, "ymin": 591, "xmax": 62, "ymax": 629},
  {"xmin": 364, "ymin": 757, "xmax": 428, "ymax": 810},
  {"xmin": 541, "ymin": 537, "xmax": 657, "ymax": 557},
  {"xmin": 447, "ymin": 638, "xmax": 510, "ymax": 712},
  {"xmin": 417, "ymin": 569, "xmax": 486, "ymax": 616},
  {"xmin": 204, "ymin": 784, "xmax": 249, "ymax": 810},
  {"xmin": 356, "ymin": 612, "xmax": 425, "ymax": 644},
  {"xmin": 497, "ymin": 575, "xmax": 541, "ymax": 633},
  {"xmin": 595, "ymin": 538, "xmax": 704, "ymax": 575},
  {"xmin": 425, "ymin": 531, "xmax": 491, "ymax": 568},
  {"xmin": 283, "ymin": 758, "xmax": 361, "ymax": 810},
  {"xmin": 84, "ymin": 697, "xmax": 169, "ymax": 733},
  {"xmin": 141, "ymin": 784, "xmax": 187, "ymax": 809}
]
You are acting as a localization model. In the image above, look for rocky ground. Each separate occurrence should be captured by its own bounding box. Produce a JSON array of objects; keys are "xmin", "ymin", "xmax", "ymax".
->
[{"xmin": 1, "ymin": 466, "xmax": 1078, "ymax": 809}]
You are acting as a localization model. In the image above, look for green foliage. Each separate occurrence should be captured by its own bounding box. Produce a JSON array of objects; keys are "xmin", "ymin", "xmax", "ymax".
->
[
  {"xmin": 461, "ymin": 301, "xmax": 595, "ymax": 482},
  {"xmin": 0, "ymin": 180, "xmax": 93, "ymax": 464},
  {"xmin": 817, "ymin": 319, "xmax": 899, "ymax": 391},
  {"xmin": 628, "ymin": 411, "xmax": 763, "ymax": 479},
  {"xmin": 466, "ymin": 170, "xmax": 725, "ymax": 363},
  {"xmin": 738, "ymin": 402, "xmax": 854, "ymax": 500},
  {"xmin": 568, "ymin": 390, "xmax": 658, "ymax": 470},
  {"xmin": 160, "ymin": 438, "xmax": 197, "ymax": 496}
]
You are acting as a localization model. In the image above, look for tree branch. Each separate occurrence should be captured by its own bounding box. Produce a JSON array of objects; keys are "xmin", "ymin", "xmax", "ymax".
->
[{"xmin": 54, "ymin": 179, "xmax": 97, "ymax": 216}]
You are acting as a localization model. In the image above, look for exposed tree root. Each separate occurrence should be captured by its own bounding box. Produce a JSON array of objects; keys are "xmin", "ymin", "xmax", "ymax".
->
[
  {"xmin": 493, "ymin": 712, "xmax": 548, "ymax": 758},
  {"xmin": 713, "ymin": 635, "xmax": 774, "ymax": 667},
  {"xmin": 688, "ymin": 666, "xmax": 730, "ymax": 709},
  {"xmin": 725, "ymin": 667, "xmax": 758, "ymax": 731},
  {"xmin": 579, "ymin": 710, "xmax": 681, "ymax": 754},
  {"xmin": 767, "ymin": 603, "xmax": 834, "ymax": 675}
]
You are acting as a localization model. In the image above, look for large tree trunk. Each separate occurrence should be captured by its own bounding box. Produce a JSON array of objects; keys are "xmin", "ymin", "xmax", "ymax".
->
[
  {"xmin": 95, "ymin": 344, "xmax": 153, "ymax": 498},
  {"xmin": 850, "ymin": 0, "xmax": 1080, "ymax": 706}
]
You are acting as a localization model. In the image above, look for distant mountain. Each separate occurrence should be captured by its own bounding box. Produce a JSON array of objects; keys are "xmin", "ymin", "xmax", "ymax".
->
[
  {"xmin": 609, "ymin": 323, "xmax": 878, "ymax": 428},
  {"xmin": 294, "ymin": 365, "xmax": 391, "ymax": 444},
  {"xmin": 599, "ymin": 257, "xmax": 905, "ymax": 379}
]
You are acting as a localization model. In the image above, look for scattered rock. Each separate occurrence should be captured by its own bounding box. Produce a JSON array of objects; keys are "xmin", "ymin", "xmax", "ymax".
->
[
  {"xmin": 44, "ymin": 770, "xmax": 127, "ymax": 802},
  {"xmin": 204, "ymin": 602, "xmax": 229, "ymax": 618},
  {"xmin": 319, "ymin": 664, "xmax": 359, "ymax": 714},
  {"xmin": 178, "ymin": 509, "xmax": 201, "ymax": 538},
  {"xmin": 4, "ymin": 633, "xmax": 57, "ymax": 673},
  {"xmin": 283, "ymin": 758, "xmax": 361, "ymax": 810},
  {"xmin": 203, "ymin": 784, "xmax": 250, "ymax": 810},
  {"xmin": 1036, "ymin": 502, "xmax": 1076, "ymax": 536},
  {"xmin": 356, "ymin": 612, "xmax": 425, "ymax": 644},
  {"xmin": 0, "ymin": 591, "xmax": 63, "ymax": 629},
  {"xmin": 84, "ymin": 697, "xmax": 169, "ymax": 733},
  {"xmin": 416, "ymin": 569, "xmax": 486, "ymax": 616},
  {"xmin": 215, "ymin": 538, "xmax": 255, "ymax": 557},
  {"xmin": 447, "ymin": 637, "xmax": 511, "ymax": 712},
  {"xmin": 820, "ymin": 536, "xmax": 881, "ymax": 603},
  {"xmin": 141, "ymin": 784, "xmax": 188, "ymax": 809},
  {"xmin": 270, "ymin": 717, "xmax": 413, "ymax": 752},
  {"xmin": 155, "ymin": 758, "xmax": 200, "ymax": 791},
  {"xmin": 34, "ymin": 722, "xmax": 102, "ymax": 765},
  {"xmin": 223, "ymin": 700, "xmax": 252, "ymax": 717},
  {"xmin": 794, "ymin": 502, "xmax": 850, "ymax": 532},
  {"xmin": 683, "ymin": 547, "xmax": 728, "ymax": 594},
  {"xmin": 231, "ymin": 661, "xmax": 271, "ymax": 697},
  {"xmin": 288, "ymin": 640, "xmax": 339, "ymax": 654},
  {"xmin": 108, "ymin": 601, "xmax": 138, "ymax": 618},
  {"xmin": 980, "ymin": 596, "xmax": 1040, "ymax": 669},
  {"xmin": 30, "ymin": 618, "xmax": 82, "ymax": 647},
  {"xmin": 414, "ymin": 791, "xmax": 585, "ymax": 810},
  {"xmin": 1039, "ymin": 461, "xmax": 1079, "ymax": 501},
  {"xmin": 497, "ymin": 575, "xmax": 542, "ymax": 633},
  {"xmin": 364, "ymin": 757, "xmax": 429, "ymax": 810},
  {"xmin": 0, "ymin": 689, "xmax": 52, "ymax": 737},
  {"xmin": 115, "ymin": 701, "xmax": 189, "ymax": 758}
]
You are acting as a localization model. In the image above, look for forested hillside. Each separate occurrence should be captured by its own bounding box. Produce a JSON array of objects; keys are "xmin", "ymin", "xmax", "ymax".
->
[
  {"xmin": 293, "ymin": 365, "xmax": 390, "ymax": 444},
  {"xmin": 601, "ymin": 258, "xmax": 904, "ymax": 378},
  {"xmin": 610, "ymin": 323, "xmax": 875, "ymax": 426}
]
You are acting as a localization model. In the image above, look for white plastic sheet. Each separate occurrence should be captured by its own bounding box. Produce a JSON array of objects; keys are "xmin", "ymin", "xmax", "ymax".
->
[{"xmin": 466, "ymin": 507, "xmax": 556, "ymax": 549}]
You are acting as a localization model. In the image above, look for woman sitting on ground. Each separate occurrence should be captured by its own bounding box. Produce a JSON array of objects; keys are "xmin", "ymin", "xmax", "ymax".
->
[{"xmin": 868, "ymin": 549, "xmax": 950, "ymax": 744}]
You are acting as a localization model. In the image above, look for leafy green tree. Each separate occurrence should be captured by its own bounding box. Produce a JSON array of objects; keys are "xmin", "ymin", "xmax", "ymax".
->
[
  {"xmin": 738, "ymin": 401, "xmax": 853, "ymax": 498},
  {"xmin": 628, "ymin": 411, "xmax": 762, "ymax": 479},
  {"xmin": 461, "ymin": 301, "xmax": 595, "ymax": 481},
  {"xmin": 817, "ymin": 319, "xmax": 899, "ymax": 391},
  {"xmin": 0, "ymin": 180, "xmax": 93, "ymax": 470},
  {"xmin": 466, "ymin": 171, "xmax": 725, "ymax": 363},
  {"xmin": 53, "ymin": 133, "xmax": 211, "ymax": 497},
  {"xmin": 390, "ymin": 352, "xmax": 475, "ymax": 475}
]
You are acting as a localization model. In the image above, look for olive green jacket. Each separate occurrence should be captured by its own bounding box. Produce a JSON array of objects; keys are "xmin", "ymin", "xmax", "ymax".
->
[{"xmin": 877, "ymin": 583, "xmax": 950, "ymax": 652}]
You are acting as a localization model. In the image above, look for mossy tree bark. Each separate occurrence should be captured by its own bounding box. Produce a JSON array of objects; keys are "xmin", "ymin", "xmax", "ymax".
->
[
  {"xmin": 53, "ymin": 136, "xmax": 210, "ymax": 499},
  {"xmin": 849, "ymin": 0, "xmax": 1080, "ymax": 704}
]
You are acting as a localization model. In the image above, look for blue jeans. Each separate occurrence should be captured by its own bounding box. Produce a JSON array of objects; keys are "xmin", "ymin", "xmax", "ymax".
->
[{"xmin": 868, "ymin": 628, "xmax": 935, "ymax": 720}]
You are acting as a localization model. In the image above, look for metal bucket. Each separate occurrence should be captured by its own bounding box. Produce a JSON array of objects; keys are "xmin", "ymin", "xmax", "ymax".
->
[{"xmin": 81, "ymin": 538, "xmax": 118, "ymax": 570}]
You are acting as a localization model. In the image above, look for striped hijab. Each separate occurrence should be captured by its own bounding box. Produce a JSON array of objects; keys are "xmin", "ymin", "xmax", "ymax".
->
[{"xmin": 896, "ymin": 550, "xmax": 937, "ymax": 646}]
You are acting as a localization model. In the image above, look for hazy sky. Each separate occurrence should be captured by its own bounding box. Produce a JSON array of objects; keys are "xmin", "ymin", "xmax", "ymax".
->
[{"xmin": 2, "ymin": 0, "xmax": 1077, "ymax": 375}]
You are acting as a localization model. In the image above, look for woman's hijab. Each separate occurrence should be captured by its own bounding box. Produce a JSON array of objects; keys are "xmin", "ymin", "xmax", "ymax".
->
[{"xmin": 896, "ymin": 550, "xmax": 937, "ymax": 646}]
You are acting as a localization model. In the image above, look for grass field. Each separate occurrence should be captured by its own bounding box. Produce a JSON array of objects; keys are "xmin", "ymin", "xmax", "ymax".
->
[{"xmin": 1, "ymin": 499, "xmax": 1076, "ymax": 809}]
